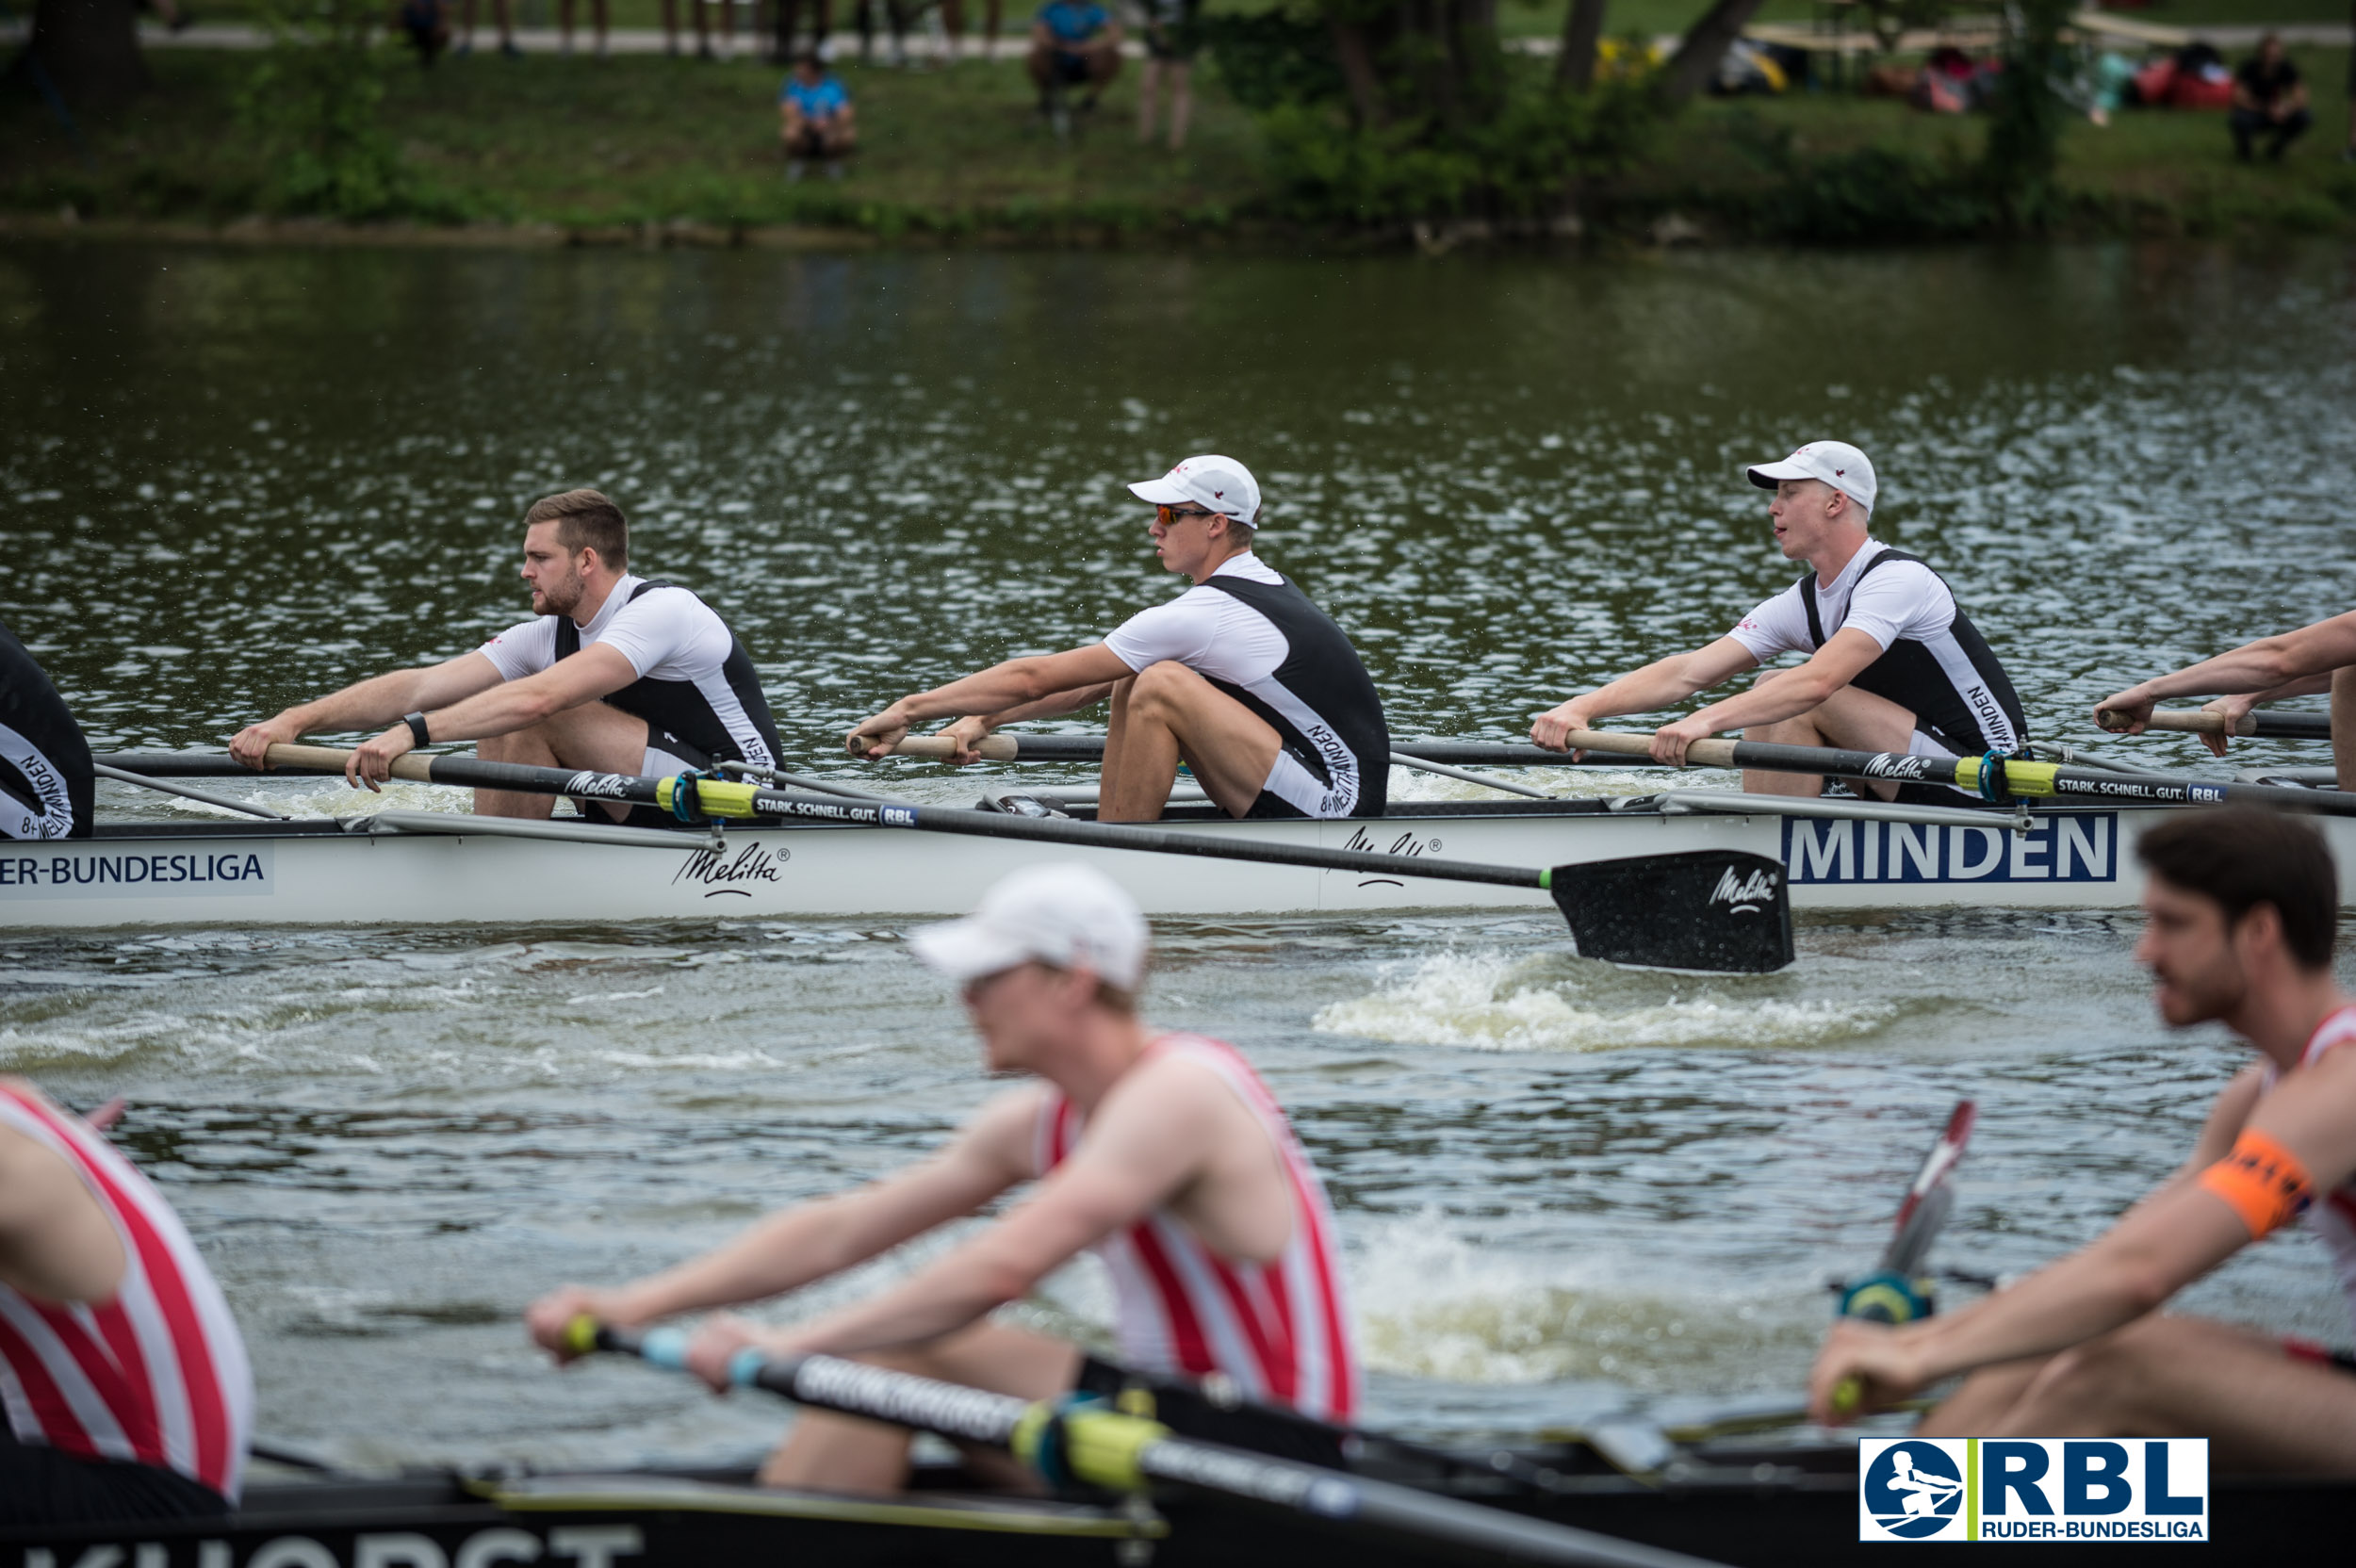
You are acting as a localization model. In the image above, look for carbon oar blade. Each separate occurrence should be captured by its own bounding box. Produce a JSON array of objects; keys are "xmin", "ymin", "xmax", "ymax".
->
[
  {"xmin": 1547, "ymin": 850, "xmax": 1793, "ymax": 974},
  {"xmin": 1881, "ymin": 1099, "xmax": 1976, "ymax": 1276}
]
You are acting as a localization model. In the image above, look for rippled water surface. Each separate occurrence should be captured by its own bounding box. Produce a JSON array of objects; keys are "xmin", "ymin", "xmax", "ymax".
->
[{"xmin": 3, "ymin": 240, "xmax": 2355, "ymax": 1466}]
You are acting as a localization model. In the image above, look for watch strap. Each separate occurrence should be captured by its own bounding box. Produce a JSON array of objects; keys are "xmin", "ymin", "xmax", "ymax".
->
[{"xmin": 402, "ymin": 711, "xmax": 432, "ymax": 748}]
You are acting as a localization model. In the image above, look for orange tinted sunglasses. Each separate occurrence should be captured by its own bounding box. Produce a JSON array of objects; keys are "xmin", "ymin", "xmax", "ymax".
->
[{"xmin": 1155, "ymin": 504, "xmax": 1219, "ymax": 526}]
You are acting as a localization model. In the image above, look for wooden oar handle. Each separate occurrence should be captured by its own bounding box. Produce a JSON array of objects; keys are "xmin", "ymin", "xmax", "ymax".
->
[
  {"xmin": 890, "ymin": 735, "xmax": 1022, "ymax": 762},
  {"xmin": 2118, "ymin": 710, "xmax": 2245, "ymax": 737},
  {"xmin": 264, "ymin": 743, "xmax": 436, "ymax": 782},
  {"xmin": 1562, "ymin": 728, "xmax": 1742, "ymax": 769}
]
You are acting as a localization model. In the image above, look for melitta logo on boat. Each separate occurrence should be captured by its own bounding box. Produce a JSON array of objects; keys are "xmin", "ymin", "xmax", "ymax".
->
[
  {"xmin": 1858, "ymin": 755, "xmax": 1939, "ymax": 781},
  {"xmin": 1858, "ymin": 1438, "xmax": 2208, "ymax": 1543},
  {"xmin": 1709, "ymin": 865, "xmax": 1778, "ymax": 913},
  {"xmin": 562, "ymin": 771, "xmax": 633, "ymax": 799},
  {"xmin": 1783, "ymin": 815, "xmax": 2117, "ymax": 885},
  {"xmin": 0, "ymin": 844, "xmax": 274, "ymax": 898}
]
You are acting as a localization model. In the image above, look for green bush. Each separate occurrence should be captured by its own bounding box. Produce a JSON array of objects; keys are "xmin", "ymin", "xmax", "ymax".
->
[
  {"xmin": 1256, "ymin": 58, "xmax": 1659, "ymax": 223},
  {"xmin": 235, "ymin": 0, "xmax": 415, "ymax": 219}
]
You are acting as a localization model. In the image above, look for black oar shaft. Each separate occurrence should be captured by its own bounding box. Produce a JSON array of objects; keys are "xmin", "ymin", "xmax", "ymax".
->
[
  {"xmin": 1562, "ymin": 730, "xmax": 2356, "ymax": 818},
  {"xmin": 262, "ymin": 743, "xmax": 1546, "ymax": 890},
  {"xmin": 582, "ymin": 1326, "xmax": 1726, "ymax": 1568}
]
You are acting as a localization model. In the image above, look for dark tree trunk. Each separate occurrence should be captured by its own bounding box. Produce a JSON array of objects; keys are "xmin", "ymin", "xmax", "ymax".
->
[
  {"xmin": 1656, "ymin": 0, "xmax": 1761, "ymax": 104},
  {"xmin": 1329, "ymin": 18, "xmax": 1390, "ymax": 127},
  {"xmin": 1553, "ymin": 0, "xmax": 1606, "ymax": 92},
  {"xmin": 8, "ymin": 0, "xmax": 149, "ymax": 108}
]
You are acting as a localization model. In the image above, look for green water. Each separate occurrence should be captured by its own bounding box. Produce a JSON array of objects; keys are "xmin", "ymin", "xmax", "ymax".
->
[{"xmin": 1, "ymin": 239, "xmax": 2353, "ymax": 1466}]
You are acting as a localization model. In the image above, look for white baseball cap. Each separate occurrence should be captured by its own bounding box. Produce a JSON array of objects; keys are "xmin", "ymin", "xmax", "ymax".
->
[
  {"xmin": 1127, "ymin": 455, "xmax": 1262, "ymax": 533},
  {"xmin": 1746, "ymin": 441, "xmax": 1876, "ymax": 514},
  {"xmin": 908, "ymin": 863, "xmax": 1150, "ymax": 989}
]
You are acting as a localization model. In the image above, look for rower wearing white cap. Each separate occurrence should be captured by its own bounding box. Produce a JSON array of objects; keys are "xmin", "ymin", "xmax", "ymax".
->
[
  {"xmin": 525, "ymin": 863, "xmax": 1360, "ymax": 1494},
  {"xmin": 1531, "ymin": 440, "xmax": 2030, "ymax": 801},
  {"xmin": 846, "ymin": 455, "xmax": 1390, "ymax": 822}
]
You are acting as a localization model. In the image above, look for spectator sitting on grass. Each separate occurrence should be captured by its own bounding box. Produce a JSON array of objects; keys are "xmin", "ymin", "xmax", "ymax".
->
[
  {"xmin": 1027, "ymin": 0, "xmax": 1121, "ymax": 121},
  {"xmin": 2230, "ymin": 33, "xmax": 2311, "ymax": 161},
  {"xmin": 781, "ymin": 52, "xmax": 858, "ymax": 181}
]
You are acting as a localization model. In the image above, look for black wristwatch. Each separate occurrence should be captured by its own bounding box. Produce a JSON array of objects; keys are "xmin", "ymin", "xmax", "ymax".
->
[{"xmin": 402, "ymin": 711, "xmax": 432, "ymax": 748}]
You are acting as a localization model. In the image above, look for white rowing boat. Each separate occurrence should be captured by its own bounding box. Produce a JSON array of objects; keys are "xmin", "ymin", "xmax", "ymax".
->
[{"xmin": 13, "ymin": 791, "xmax": 2349, "ymax": 929}]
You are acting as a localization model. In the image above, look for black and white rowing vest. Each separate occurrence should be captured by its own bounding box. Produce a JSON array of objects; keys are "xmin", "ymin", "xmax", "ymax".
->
[
  {"xmin": 551, "ymin": 580, "xmax": 784, "ymax": 768},
  {"xmin": 1197, "ymin": 575, "xmax": 1390, "ymax": 819},
  {"xmin": 1799, "ymin": 549, "xmax": 2029, "ymax": 755},
  {"xmin": 0, "ymin": 619, "xmax": 93, "ymax": 841}
]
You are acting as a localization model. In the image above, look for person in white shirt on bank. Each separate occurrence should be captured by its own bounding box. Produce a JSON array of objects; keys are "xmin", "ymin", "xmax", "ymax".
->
[{"xmin": 1530, "ymin": 441, "xmax": 2029, "ymax": 802}]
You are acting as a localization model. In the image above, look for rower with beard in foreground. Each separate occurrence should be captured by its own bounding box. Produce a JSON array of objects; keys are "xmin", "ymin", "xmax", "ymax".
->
[
  {"xmin": 1530, "ymin": 441, "xmax": 2029, "ymax": 802},
  {"xmin": 526, "ymin": 863, "xmax": 1359, "ymax": 1491},
  {"xmin": 1811, "ymin": 808, "xmax": 2356, "ymax": 1470},
  {"xmin": 229, "ymin": 489, "xmax": 782, "ymax": 826},
  {"xmin": 845, "ymin": 456, "xmax": 1389, "ymax": 823}
]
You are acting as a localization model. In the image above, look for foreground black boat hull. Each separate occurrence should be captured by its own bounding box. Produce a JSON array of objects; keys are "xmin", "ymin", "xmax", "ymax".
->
[{"xmin": 4, "ymin": 1444, "xmax": 2330, "ymax": 1565}]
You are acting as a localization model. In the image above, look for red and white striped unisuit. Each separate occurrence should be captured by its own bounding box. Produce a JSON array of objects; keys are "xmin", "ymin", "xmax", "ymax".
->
[
  {"xmin": 0, "ymin": 1083, "xmax": 253, "ymax": 1501},
  {"xmin": 1035, "ymin": 1034, "xmax": 1359, "ymax": 1424}
]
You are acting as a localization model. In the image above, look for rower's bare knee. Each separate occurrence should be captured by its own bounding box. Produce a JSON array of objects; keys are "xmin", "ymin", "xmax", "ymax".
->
[{"xmin": 1126, "ymin": 660, "xmax": 1201, "ymax": 718}]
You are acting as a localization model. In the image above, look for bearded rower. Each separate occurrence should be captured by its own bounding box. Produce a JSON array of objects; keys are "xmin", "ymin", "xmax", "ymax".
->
[
  {"xmin": 847, "ymin": 455, "xmax": 1390, "ymax": 823},
  {"xmin": 230, "ymin": 489, "xmax": 782, "ymax": 826},
  {"xmin": 1812, "ymin": 808, "xmax": 2356, "ymax": 1470},
  {"xmin": 1530, "ymin": 441, "xmax": 2028, "ymax": 801},
  {"xmin": 527, "ymin": 864, "xmax": 1359, "ymax": 1490}
]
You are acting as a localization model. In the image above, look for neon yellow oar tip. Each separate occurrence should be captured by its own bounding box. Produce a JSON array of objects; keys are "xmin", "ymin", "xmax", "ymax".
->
[
  {"xmin": 1830, "ymin": 1375, "xmax": 1862, "ymax": 1420},
  {"xmin": 562, "ymin": 1314, "xmax": 602, "ymax": 1357}
]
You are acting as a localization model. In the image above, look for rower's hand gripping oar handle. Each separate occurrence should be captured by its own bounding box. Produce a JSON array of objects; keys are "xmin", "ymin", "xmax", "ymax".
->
[
  {"xmin": 1561, "ymin": 729, "xmax": 1743, "ymax": 769},
  {"xmin": 265, "ymin": 743, "xmax": 439, "ymax": 782}
]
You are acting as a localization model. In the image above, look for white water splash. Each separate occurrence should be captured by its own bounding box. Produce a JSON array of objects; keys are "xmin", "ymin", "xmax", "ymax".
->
[
  {"xmin": 1312, "ymin": 950, "xmax": 1895, "ymax": 1053},
  {"xmin": 1348, "ymin": 1212, "xmax": 1813, "ymax": 1390}
]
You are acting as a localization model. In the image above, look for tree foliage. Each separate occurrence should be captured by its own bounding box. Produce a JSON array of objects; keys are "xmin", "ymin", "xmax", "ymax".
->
[
  {"xmin": 235, "ymin": 0, "xmax": 413, "ymax": 219},
  {"xmin": 1203, "ymin": 0, "xmax": 1662, "ymax": 223}
]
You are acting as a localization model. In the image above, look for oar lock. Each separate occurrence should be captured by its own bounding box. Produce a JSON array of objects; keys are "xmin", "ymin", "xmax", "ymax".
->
[
  {"xmin": 1012, "ymin": 1393, "xmax": 1173, "ymax": 1493},
  {"xmin": 1833, "ymin": 1268, "xmax": 1937, "ymax": 1326}
]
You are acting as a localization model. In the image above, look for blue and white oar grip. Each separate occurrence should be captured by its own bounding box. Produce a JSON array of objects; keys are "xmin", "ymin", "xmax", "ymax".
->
[{"xmin": 639, "ymin": 1326, "xmax": 694, "ymax": 1370}]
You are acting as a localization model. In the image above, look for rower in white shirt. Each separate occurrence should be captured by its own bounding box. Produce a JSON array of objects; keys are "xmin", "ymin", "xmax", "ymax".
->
[
  {"xmin": 229, "ymin": 488, "xmax": 782, "ymax": 827},
  {"xmin": 847, "ymin": 455, "xmax": 1389, "ymax": 823},
  {"xmin": 1530, "ymin": 440, "xmax": 2029, "ymax": 802}
]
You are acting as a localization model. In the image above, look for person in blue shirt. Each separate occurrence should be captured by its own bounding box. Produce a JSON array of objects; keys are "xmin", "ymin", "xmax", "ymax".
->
[
  {"xmin": 779, "ymin": 53, "xmax": 859, "ymax": 181},
  {"xmin": 1026, "ymin": 0, "xmax": 1121, "ymax": 122}
]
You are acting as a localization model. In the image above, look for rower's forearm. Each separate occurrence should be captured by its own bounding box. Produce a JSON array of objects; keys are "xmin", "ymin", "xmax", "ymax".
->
[
  {"xmin": 899, "ymin": 662, "xmax": 1061, "ymax": 724},
  {"xmin": 2132, "ymin": 642, "xmax": 2319, "ymax": 704},
  {"xmin": 782, "ymin": 1255, "xmax": 1022, "ymax": 1358},
  {"xmin": 1572, "ymin": 657, "xmax": 1710, "ymax": 723},
  {"xmin": 278, "ymin": 669, "xmax": 443, "ymax": 736},
  {"xmin": 976, "ymin": 682, "xmax": 1116, "ymax": 730},
  {"xmin": 1688, "ymin": 675, "xmax": 1837, "ymax": 737},
  {"xmin": 411, "ymin": 682, "xmax": 567, "ymax": 746},
  {"xmin": 618, "ymin": 1203, "xmax": 854, "ymax": 1321}
]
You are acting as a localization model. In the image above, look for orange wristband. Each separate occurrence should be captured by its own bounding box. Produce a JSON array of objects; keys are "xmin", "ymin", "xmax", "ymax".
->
[{"xmin": 2199, "ymin": 1128, "xmax": 2314, "ymax": 1238}]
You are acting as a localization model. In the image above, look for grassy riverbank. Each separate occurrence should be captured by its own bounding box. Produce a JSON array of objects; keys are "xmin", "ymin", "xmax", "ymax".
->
[{"xmin": 3, "ymin": 43, "xmax": 2350, "ymax": 243}]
